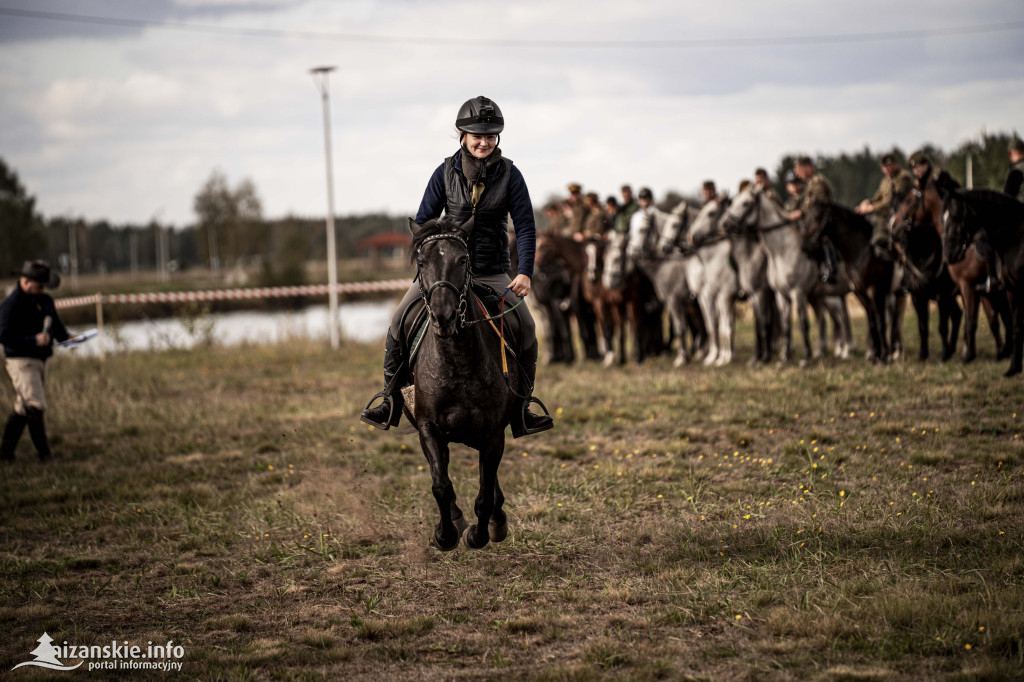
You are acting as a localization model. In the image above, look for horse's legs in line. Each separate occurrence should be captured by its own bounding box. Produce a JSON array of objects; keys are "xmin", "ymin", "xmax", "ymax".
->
[
  {"xmin": 889, "ymin": 293, "xmax": 906, "ymax": 362},
  {"xmin": 991, "ymin": 291, "xmax": 1014, "ymax": 360},
  {"xmin": 775, "ymin": 289, "xmax": 793, "ymax": 364},
  {"xmin": 872, "ymin": 287, "xmax": 891, "ymax": 362},
  {"xmin": 960, "ymin": 283, "xmax": 979, "ymax": 363},
  {"xmin": 464, "ymin": 432, "xmax": 505, "ymax": 549},
  {"xmin": 940, "ymin": 289, "xmax": 963, "ymax": 361},
  {"xmin": 750, "ymin": 289, "xmax": 772, "ymax": 364},
  {"xmin": 1006, "ymin": 282, "xmax": 1024, "ymax": 377},
  {"xmin": 611, "ymin": 302, "xmax": 627, "ymax": 366},
  {"xmin": 979, "ymin": 296, "xmax": 1002, "ymax": 360},
  {"xmin": 418, "ymin": 423, "xmax": 464, "ymax": 551},
  {"xmin": 700, "ymin": 292, "xmax": 719, "ymax": 366},
  {"xmin": 594, "ymin": 301, "xmax": 615, "ymax": 367},
  {"xmin": 855, "ymin": 290, "xmax": 882, "ymax": 362},
  {"xmin": 809, "ymin": 296, "xmax": 828, "ymax": 360},
  {"xmin": 793, "ymin": 290, "xmax": 813, "ymax": 365},
  {"xmin": 489, "ymin": 474, "xmax": 508, "ymax": 543},
  {"xmin": 667, "ymin": 294, "xmax": 690, "ymax": 367},
  {"xmin": 911, "ymin": 292, "xmax": 930, "ymax": 362},
  {"xmin": 715, "ymin": 293, "xmax": 735, "ymax": 366}
]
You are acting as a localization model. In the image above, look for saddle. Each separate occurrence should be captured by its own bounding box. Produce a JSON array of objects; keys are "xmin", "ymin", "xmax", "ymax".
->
[{"xmin": 396, "ymin": 280, "xmax": 526, "ymax": 377}]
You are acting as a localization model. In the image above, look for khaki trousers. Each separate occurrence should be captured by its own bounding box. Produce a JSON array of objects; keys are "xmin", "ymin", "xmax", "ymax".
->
[{"xmin": 5, "ymin": 358, "xmax": 47, "ymax": 415}]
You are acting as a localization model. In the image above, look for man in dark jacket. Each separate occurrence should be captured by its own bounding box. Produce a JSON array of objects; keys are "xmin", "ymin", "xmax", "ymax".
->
[
  {"xmin": 0, "ymin": 261, "xmax": 70, "ymax": 462},
  {"xmin": 1005, "ymin": 137, "xmax": 1024, "ymax": 203}
]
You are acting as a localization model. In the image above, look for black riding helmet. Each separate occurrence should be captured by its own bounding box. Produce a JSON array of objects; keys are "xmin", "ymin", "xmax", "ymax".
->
[{"xmin": 456, "ymin": 96, "xmax": 504, "ymax": 135}]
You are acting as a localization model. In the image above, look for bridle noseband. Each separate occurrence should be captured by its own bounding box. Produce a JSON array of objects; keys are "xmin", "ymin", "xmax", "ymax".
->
[{"xmin": 416, "ymin": 232, "xmax": 471, "ymax": 328}]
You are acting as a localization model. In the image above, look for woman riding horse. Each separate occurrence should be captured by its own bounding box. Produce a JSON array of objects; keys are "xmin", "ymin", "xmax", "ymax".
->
[{"xmin": 360, "ymin": 96, "xmax": 553, "ymax": 437}]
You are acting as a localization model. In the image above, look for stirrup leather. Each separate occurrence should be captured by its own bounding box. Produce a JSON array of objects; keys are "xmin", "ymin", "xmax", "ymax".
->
[
  {"xmin": 511, "ymin": 396, "xmax": 554, "ymax": 438},
  {"xmin": 360, "ymin": 391, "xmax": 400, "ymax": 430}
]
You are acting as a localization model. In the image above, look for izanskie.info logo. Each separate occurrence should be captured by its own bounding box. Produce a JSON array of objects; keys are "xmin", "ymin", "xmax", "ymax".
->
[{"xmin": 12, "ymin": 633, "xmax": 185, "ymax": 673}]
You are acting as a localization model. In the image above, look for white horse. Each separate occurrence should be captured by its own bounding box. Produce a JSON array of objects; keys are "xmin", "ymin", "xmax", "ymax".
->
[
  {"xmin": 721, "ymin": 187, "xmax": 854, "ymax": 364},
  {"xmin": 622, "ymin": 204, "xmax": 704, "ymax": 367},
  {"xmin": 684, "ymin": 200, "xmax": 739, "ymax": 366}
]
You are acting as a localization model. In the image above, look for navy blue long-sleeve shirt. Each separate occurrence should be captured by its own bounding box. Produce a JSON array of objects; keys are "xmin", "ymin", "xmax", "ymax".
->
[
  {"xmin": 414, "ymin": 150, "xmax": 537, "ymax": 278},
  {"xmin": 0, "ymin": 284, "xmax": 69, "ymax": 360}
]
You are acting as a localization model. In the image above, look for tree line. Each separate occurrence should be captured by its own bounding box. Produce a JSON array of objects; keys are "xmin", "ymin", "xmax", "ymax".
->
[{"xmin": 1, "ymin": 129, "xmax": 1018, "ymax": 287}]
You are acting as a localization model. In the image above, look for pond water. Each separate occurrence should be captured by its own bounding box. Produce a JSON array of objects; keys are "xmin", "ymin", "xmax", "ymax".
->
[{"xmin": 66, "ymin": 300, "xmax": 394, "ymax": 357}]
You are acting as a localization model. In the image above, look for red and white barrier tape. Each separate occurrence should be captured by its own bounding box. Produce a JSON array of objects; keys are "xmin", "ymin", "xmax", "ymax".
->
[{"xmin": 54, "ymin": 279, "xmax": 413, "ymax": 310}]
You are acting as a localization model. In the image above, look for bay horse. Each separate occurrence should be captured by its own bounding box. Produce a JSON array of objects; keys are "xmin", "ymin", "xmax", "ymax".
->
[
  {"xmin": 721, "ymin": 187, "xmax": 854, "ymax": 365},
  {"xmin": 891, "ymin": 185, "xmax": 1009, "ymax": 363},
  {"xmin": 942, "ymin": 189, "xmax": 1024, "ymax": 376},
  {"xmin": 804, "ymin": 201, "xmax": 896, "ymax": 362},
  {"xmin": 407, "ymin": 216, "xmax": 525, "ymax": 550}
]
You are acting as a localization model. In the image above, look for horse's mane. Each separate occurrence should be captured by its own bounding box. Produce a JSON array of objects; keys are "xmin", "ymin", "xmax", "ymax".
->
[
  {"xmin": 827, "ymin": 201, "xmax": 873, "ymax": 235},
  {"xmin": 409, "ymin": 216, "xmax": 464, "ymax": 263}
]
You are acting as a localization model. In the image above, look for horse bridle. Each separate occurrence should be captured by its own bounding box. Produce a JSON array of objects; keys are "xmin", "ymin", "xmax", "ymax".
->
[
  {"xmin": 416, "ymin": 232, "xmax": 471, "ymax": 328},
  {"xmin": 724, "ymin": 192, "xmax": 790, "ymax": 238}
]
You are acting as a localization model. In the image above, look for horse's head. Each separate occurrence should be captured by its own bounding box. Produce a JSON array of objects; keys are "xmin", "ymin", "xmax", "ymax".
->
[
  {"xmin": 801, "ymin": 200, "xmax": 831, "ymax": 252},
  {"xmin": 626, "ymin": 208, "xmax": 656, "ymax": 260},
  {"xmin": 603, "ymin": 230, "xmax": 631, "ymax": 290},
  {"xmin": 655, "ymin": 201, "xmax": 691, "ymax": 255},
  {"xmin": 720, "ymin": 187, "xmax": 761, "ymax": 236},
  {"xmin": 888, "ymin": 189, "xmax": 921, "ymax": 241},
  {"xmin": 410, "ymin": 216, "xmax": 473, "ymax": 337},
  {"xmin": 941, "ymin": 191, "xmax": 973, "ymax": 265},
  {"xmin": 688, "ymin": 199, "xmax": 725, "ymax": 245}
]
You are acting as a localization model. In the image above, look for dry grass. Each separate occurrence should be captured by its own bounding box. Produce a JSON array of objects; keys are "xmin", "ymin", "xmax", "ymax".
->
[{"xmin": 0, "ymin": 316, "xmax": 1022, "ymax": 680}]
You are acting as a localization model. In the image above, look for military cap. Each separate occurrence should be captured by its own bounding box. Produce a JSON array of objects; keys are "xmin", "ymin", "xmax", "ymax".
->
[
  {"xmin": 638, "ymin": 187, "xmax": 653, "ymax": 200},
  {"xmin": 879, "ymin": 153, "xmax": 897, "ymax": 165},
  {"xmin": 567, "ymin": 183, "xmax": 582, "ymax": 193},
  {"xmin": 784, "ymin": 169, "xmax": 801, "ymax": 184},
  {"xmin": 908, "ymin": 150, "xmax": 931, "ymax": 168},
  {"xmin": 1010, "ymin": 138, "xmax": 1024, "ymax": 153}
]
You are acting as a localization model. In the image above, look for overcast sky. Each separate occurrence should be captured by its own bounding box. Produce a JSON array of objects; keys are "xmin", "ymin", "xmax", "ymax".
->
[{"xmin": 1, "ymin": 0, "xmax": 1022, "ymax": 226}]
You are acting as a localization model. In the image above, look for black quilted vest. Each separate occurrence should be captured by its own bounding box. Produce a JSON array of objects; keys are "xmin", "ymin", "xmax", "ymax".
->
[{"xmin": 444, "ymin": 153, "xmax": 512, "ymax": 276}]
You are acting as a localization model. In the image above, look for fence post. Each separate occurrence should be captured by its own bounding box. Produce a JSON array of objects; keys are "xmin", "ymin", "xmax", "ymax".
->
[{"xmin": 95, "ymin": 293, "xmax": 105, "ymax": 362}]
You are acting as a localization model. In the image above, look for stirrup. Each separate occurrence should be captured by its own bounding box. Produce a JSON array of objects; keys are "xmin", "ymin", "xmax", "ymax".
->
[
  {"xmin": 511, "ymin": 396, "xmax": 554, "ymax": 439},
  {"xmin": 360, "ymin": 392, "xmax": 400, "ymax": 430}
]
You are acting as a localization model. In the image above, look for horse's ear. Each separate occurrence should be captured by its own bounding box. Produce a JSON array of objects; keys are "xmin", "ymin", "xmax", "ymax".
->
[
  {"xmin": 460, "ymin": 217, "xmax": 476, "ymax": 239},
  {"xmin": 409, "ymin": 218, "xmax": 424, "ymax": 237}
]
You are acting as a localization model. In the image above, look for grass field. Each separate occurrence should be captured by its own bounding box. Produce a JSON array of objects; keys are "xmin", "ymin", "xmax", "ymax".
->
[{"xmin": 0, "ymin": 316, "xmax": 1022, "ymax": 680}]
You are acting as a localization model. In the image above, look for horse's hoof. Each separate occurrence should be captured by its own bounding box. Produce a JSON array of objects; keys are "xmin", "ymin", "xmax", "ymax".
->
[
  {"xmin": 463, "ymin": 524, "xmax": 489, "ymax": 550},
  {"xmin": 798, "ymin": 359, "xmax": 809, "ymax": 369},
  {"xmin": 488, "ymin": 519, "xmax": 509, "ymax": 543},
  {"xmin": 1004, "ymin": 366, "xmax": 1021, "ymax": 378},
  {"xmin": 432, "ymin": 528, "xmax": 461, "ymax": 552}
]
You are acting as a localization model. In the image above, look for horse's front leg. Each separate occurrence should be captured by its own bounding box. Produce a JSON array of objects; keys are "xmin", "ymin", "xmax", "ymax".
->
[
  {"xmin": 464, "ymin": 431, "xmax": 505, "ymax": 549},
  {"xmin": 912, "ymin": 292, "xmax": 930, "ymax": 362},
  {"xmin": 417, "ymin": 421, "xmax": 465, "ymax": 551}
]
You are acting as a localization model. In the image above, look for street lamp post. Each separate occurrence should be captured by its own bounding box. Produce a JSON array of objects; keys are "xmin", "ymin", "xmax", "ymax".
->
[{"xmin": 310, "ymin": 66, "xmax": 340, "ymax": 349}]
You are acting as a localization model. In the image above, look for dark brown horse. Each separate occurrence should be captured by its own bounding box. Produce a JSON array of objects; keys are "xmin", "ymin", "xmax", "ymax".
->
[
  {"xmin": 803, "ymin": 201, "xmax": 896, "ymax": 362},
  {"xmin": 893, "ymin": 183, "xmax": 1010, "ymax": 363},
  {"xmin": 407, "ymin": 216, "xmax": 523, "ymax": 550},
  {"xmin": 889, "ymin": 188, "xmax": 963, "ymax": 361},
  {"xmin": 942, "ymin": 189, "xmax": 1024, "ymax": 376}
]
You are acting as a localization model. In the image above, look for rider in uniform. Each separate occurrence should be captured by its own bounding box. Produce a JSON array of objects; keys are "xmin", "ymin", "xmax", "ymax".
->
[
  {"xmin": 789, "ymin": 156, "xmax": 837, "ymax": 283},
  {"xmin": 360, "ymin": 96, "xmax": 553, "ymax": 437},
  {"xmin": 856, "ymin": 152, "xmax": 915, "ymax": 260},
  {"xmin": 1005, "ymin": 137, "xmax": 1024, "ymax": 203}
]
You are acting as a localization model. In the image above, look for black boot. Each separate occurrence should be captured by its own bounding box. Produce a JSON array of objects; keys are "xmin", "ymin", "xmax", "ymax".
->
[
  {"xmin": 25, "ymin": 407, "xmax": 52, "ymax": 462},
  {"xmin": 821, "ymin": 240, "xmax": 839, "ymax": 284},
  {"xmin": 511, "ymin": 344, "xmax": 554, "ymax": 438},
  {"xmin": 360, "ymin": 334, "xmax": 407, "ymax": 430},
  {"xmin": 1, "ymin": 412, "xmax": 27, "ymax": 461}
]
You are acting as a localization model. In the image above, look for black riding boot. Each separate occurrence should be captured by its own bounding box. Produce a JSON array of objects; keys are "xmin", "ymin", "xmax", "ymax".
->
[
  {"xmin": 360, "ymin": 334, "xmax": 407, "ymax": 430},
  {"xmin": 1, "ymin": 412, "xmax": 27, "ymax": 461},
  {"xmin": 511, "ymin": 344, "xmax": 554, "ymax": 438},
  {"xmin": 821, "ymin": 240, "xmax": 839, "ymax": 284},
  {"xmin": 25, "ymin": 407, "xmax": 52, "ymax": 462}
]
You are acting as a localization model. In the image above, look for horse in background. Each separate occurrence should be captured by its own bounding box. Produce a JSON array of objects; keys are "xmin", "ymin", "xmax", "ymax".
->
[
  {"xmin": 684, "ymin": 199, "xmax": 739, "ymax": 366},
  {"xmin": 942, "ymin": 188, "xmax": 1024, "ymax": 376},
  {"xmin": 623, "ymin": 202, "xmax": 707, "ymax": 366},
  {"xmin": 407, "ymin": 216, "xmax": 521, "ymax": 550},
  {"xmin": 804, "ymin": 201, "xmax": 896, "ymax": 362},
  {"xmin": 722, "ymin": 187, "xmax": 853, "ymax": 365}
]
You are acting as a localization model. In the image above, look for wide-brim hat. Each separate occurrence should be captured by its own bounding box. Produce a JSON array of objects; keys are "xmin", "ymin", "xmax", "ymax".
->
[{"xmin": 12, "ymin": 260, "xmax": 61, "ymax": 288}]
